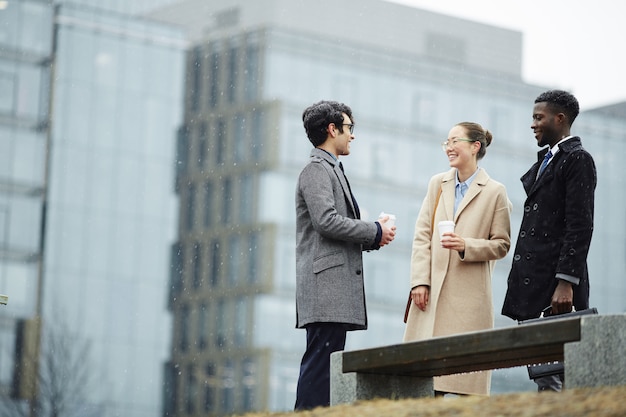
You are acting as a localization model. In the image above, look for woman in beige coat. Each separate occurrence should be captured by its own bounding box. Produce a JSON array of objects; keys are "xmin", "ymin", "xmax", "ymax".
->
[{"xmin": 403, "ymin": 122, "xmax": 512, "ymax": 396}]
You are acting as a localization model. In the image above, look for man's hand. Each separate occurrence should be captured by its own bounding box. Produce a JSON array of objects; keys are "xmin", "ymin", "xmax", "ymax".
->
[
  {"xmin": 551, "ymin": 279, "xmax": 574, "ymax": 314},
  {"xmin": 379, "ymin": 221, "xmax": 396, "ymax": 247}
]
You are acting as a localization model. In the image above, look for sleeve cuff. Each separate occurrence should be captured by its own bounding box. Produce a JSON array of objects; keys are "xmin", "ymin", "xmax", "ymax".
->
[
  {"xmin": 374, "ymin": 221, "xmax": 382, "ymax": 247},
  {"xmin": 556, "ymin": 273, "xmax": 580, "ymax": 285}
]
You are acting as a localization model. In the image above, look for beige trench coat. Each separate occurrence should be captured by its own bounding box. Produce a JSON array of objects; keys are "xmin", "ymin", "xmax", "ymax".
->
[{"xmin": 403, "ymin": 168, "xmax": 512, "ymax": 395}]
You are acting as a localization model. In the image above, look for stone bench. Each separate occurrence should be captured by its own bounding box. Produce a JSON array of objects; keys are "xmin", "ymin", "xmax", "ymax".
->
[{"xmin": 331, "ymin": 314, "xmax": 626, "ymax": 405}]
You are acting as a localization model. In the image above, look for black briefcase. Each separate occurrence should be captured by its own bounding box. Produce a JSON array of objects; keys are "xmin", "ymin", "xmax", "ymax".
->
[{"xmin": 518, "ymin": 306, "xmax": 598, "ymax": 379}]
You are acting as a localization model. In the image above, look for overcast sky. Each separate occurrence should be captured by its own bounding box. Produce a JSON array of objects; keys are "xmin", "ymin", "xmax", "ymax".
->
[{"xmin": 387, "ymin": 0, "xmax": 624, "ymax": 110}]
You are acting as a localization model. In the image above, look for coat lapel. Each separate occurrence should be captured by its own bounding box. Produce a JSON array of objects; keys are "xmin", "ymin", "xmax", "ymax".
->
[
  {"xmin": 310, "ymin": 148, "xmax": 358, "ymax": 218},
  {"xmin": 524, "ymin": 147, "xmax": 556, "ymax": 197},
  {"xmin": 454, "ymin": 168, "xmax": 488, "ymax": 221},
  {"xmin": 440, "ymin": 170, "xmax": 456, "ymax": 221},
  {"xmin": 333, "ymin": 163, "xmax": 359, "ymax": 218}
]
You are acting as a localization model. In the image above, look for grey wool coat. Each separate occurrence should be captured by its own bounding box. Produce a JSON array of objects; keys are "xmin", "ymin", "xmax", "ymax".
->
[
  {"xmin": 403, "ymin": 168, "xmax": 512, "ymax": 395},
  {"xmin": 295, "ymin": 148, "xmax": 380, "ymax": 330}
]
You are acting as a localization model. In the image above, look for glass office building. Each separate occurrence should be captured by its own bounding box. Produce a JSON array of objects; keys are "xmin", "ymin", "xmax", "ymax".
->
[
  {"xmin": 1, "ymin": 1, "xmax": 185, "ymax": 416},
  {"xmin": 0, "ymin": 0, "xmax": 54, "ymax": 412},
  {"xmin": 153, "ymin": 0, "xmax": 626, "ymax": 415},
  {"xmin": 2, "ymin": 0, "xmax": 625, "ymax": 416},
  {"xmin": 149, "ymin": 0, "xmax": 622, "ymax": 414}
]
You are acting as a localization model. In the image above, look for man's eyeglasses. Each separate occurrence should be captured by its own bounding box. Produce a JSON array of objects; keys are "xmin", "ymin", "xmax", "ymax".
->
[
  {"xmin": 343, "ymin": 123, "xmax": 355, "ymax": 134},
  {"xmin": 441, "ymin": 138, "xmax": 475, "ymax": 152}
]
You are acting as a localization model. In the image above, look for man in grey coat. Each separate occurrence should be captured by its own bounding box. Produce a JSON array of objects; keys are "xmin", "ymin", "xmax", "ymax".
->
[
  {"xmin": 502, "ymin": 90, "xmax": 597, "ymax": 392},
  {"xmin": 294, "ymin": 100, "xmax": 396, "ymax": 410}
]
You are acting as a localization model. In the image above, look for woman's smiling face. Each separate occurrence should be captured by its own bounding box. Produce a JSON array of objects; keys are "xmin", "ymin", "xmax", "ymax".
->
[{"xmin": 444, "ymin": 125, "xmax": 476, "ymax": 169}]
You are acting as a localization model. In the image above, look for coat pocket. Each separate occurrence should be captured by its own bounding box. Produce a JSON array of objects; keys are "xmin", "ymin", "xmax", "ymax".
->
[{"xmin": 312, "ymin": 251, "xmax": 345, "ymax": 274}]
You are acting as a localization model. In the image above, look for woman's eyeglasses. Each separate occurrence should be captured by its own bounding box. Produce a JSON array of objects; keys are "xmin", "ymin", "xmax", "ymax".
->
[{"xmin": 441, "ymin": 138, "xmax": 475, "ymax": 152}]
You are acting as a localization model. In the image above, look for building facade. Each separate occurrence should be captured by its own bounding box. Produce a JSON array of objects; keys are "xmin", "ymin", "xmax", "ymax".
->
[
  {"xmin": 156, "ymin": 0, "xmax": 626, "ymax": 415},
  {"xmin": 153, "ymin": 0, "xmax": 624, "ymax": 415},
  {"xmin": 0, "ymin": 0, "xmax": 54, "ymax": 411},
  {"xmin": 2, "ymin": 0, "xmax": 625, "ymax": 416},
  {"xmin": 1, "ymin": 1, "xmax": 185, "ymax": 416}
]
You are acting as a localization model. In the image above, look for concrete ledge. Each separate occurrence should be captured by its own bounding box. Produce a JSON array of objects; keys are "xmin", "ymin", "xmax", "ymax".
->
[
  {"xmin": 330, "ymin": 351, "xmax": 433, "ymax": 405},
  {"xmin": 331, "ymin": 314, "xmax": 626, "ymax": 405},
  {"xmin": 566, "ymin": 314, "xmax": 626, "ymax": 388}
]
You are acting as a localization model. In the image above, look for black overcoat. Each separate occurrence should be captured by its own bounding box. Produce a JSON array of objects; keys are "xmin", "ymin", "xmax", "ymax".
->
[{"xmin": 502, "ymin": 137, "xmax": 596, "ymax": 321}]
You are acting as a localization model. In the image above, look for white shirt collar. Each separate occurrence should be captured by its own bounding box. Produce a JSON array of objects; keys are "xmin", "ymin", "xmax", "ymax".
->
[
  {"xmin": 455, "ymin": 167, "xmax": 480, "ymax": 187},
  {"xmin": 549, "ymin": 135, "xmax": 573, "ymax": 157}
]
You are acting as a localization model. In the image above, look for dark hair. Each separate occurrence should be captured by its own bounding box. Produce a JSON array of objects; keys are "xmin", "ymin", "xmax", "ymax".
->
[
  {"xmin": 456, "ymin": 121, "xmax": 492, "ymax": 160},
  {"xmin": 302, "ymin": 100, "xmax": 353, "ymax": 147},
  {"xmin": 534, "ymin": 90, "xmax": 579, "ymax": 126}
]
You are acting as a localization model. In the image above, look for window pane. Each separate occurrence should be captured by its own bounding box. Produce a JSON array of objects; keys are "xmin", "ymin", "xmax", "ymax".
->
[
  {"xmin": 234, "ymin": 113, "xmax": 246, "ymax": 162},
  {"xmin": 220, "ymin": 360, "xmax": 235, "ymax": 413},
  {"xmin": 227, "ymin": 235, "xmax": 239, "ymax": 286},
  {"xmin": 248, "ymin": 232, "xmax": 258, "ymax": 283},
  {"xmin": 216, "ymin": 118, "xmax": 226, "ymax": 164},
  {"xmin": 208, "ymin": 50, "xmax": 219, "ymax": 108},
  {"xmin": 20, "ymin": 2, "xmax": 53, "ymax": 55},
  {"xmin": 244, "ymin": 34, "xmax": 259, "ymax": 101},
  {"xmin": 234, "ymin": 298, "xmax": 248, "ymax": 347},
  {"xmin": 204, "ymin": 181, "xmax": 213, "ymax": 228},
  {"xmin": 239, "ymin": 175, "xmax": 253, "ymax": 223},
  {"xmin": 210, "ymin": 240, "xmax": 220, "ymax": 287},
  {"xmin": 186, "ymin": 184, "xmax": 195, "ymax": 230},
  {"xmin": 180, "ymin": 305, "xmax": 189, "ymax": 351},
  {"xmin": 227, "ymin": 44, "xmax": 237, "ymax": 103},
  {"xmin": 0, "ymin": 70, "xmax": 15, "ymax": 114},
  {"xmin": 198, "ymin": 303, "xmax": 207, "ymax": 349},
  {"xmin": 198, "ymin": 122, "xmax": 207, "ymax": 167},
  {"xmin": 222, "ymin": 178, "xmax": 232, "ymax": 224},
  {"xmin": 193, "ymin": 243, "xmax": 201, "ymax": 288},
  {"xmin": 190, "ymin": 47, "xmax": 201, "ymax": 112},
  {"xmin": 242, "ymin": 358, "xmax": 256, "ymax": 411}
]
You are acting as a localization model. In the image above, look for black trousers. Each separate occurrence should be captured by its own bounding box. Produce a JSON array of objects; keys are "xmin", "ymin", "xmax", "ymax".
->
[{"xmin": 294, "ymin": 323, "xmax": 347, "ymax": 411}]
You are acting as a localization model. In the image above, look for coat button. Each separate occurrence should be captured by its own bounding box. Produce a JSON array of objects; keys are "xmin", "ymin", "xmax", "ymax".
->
[
  {"xmin": 514, "ymin": 254, "xmax": 521, "ymax": 261},
  {"xmin": 525, "ymin": 253, "xmax": 532, "ymax": 260},
  {"xmin": 523, "ymin": 278, "xmax": 531, "ymax": 285},
  {"xmin": 520, "ymin": 231, "xmax": 526, "ymax": 238},
  {"xmin": 356, "ymin": 270, "xmax": 362, "ymax": 275},
  {"xmin": 524, "ymin": 206, "xmax": 530, "ymax": 212},
  {"xmin": 533, "ymin": 203, "xmax": 538, "ymax": 210},
  {"xmin": 530, "ymin": 228, "xmax": 536, "ymax": 236}
]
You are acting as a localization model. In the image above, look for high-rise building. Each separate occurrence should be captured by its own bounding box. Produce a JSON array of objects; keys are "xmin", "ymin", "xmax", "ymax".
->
[
  {"xmin": 151, "ymin": 0, "xmax": 625, "ymax": 415},
  {"xmin": 3, "ymin": 0, "xmax": 625, "ymax": 416},
  {"xmin": 1, "ymin": 1, "xmax": 185, "ymax": 416},
  {"xmin": 0, "ymin": 0, "xmax": 55, "ymax": 411}
]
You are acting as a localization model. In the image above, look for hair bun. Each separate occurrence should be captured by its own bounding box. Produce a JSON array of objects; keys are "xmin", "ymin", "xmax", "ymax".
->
[{"xmin": 484, "ymin": 130, "xmax": 493, "ymax": 147}]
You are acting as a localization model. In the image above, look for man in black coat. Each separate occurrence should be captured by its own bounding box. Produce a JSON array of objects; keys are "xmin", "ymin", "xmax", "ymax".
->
[{"xmin": 502, "ymin": 90, "xmax": 597, "ymax": 391}]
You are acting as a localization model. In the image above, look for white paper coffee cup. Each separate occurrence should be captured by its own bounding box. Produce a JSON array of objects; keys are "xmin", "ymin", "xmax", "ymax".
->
[
  {"xmin": 437, "ymin": 220, "xmax": 455, "ymax": 239},
  {"xmin": 379, "ymin": 212, "xmax": 396, "ymax": 228}
]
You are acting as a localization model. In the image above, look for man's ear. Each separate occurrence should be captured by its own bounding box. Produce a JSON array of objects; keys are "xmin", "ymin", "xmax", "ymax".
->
[
  {"xmin": 327, "ymin": 123, "xmax": 338, "ymax": 138},
  {"xmin": 556, "ymin": 112, "xmax": 567, "ymax": 126}
]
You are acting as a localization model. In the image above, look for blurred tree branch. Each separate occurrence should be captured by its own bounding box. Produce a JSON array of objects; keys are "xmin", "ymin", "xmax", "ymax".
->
[{"xmin": 1, "ymin": 316, "xmax": 100, "ymax": 417}]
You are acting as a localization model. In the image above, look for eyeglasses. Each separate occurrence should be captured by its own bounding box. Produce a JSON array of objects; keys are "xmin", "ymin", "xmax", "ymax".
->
[
  {"xmin": 441, "ymin": 138, "xmax": 475, "ymax": 152},
  {"xmin": 343, "ymin": 123, "xmax": 355, "ymax": 134}
]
